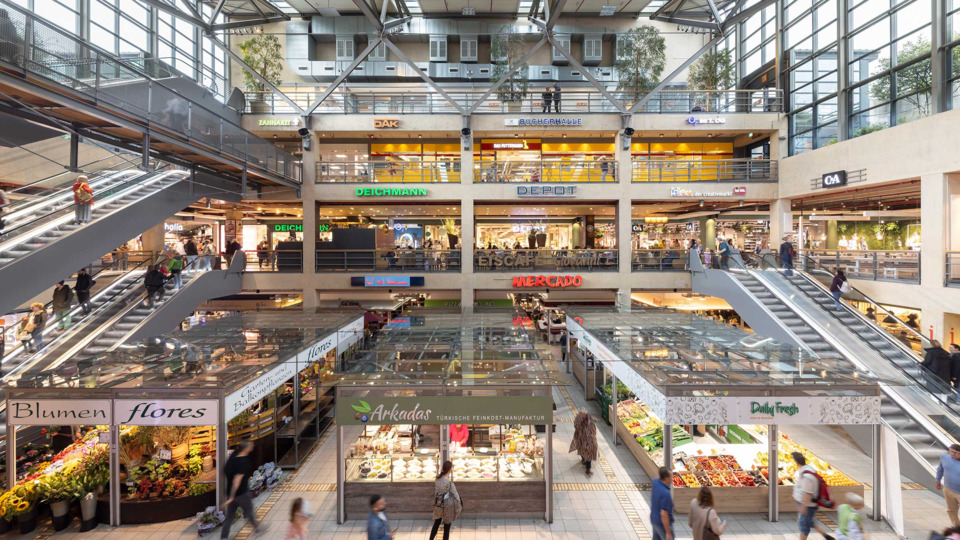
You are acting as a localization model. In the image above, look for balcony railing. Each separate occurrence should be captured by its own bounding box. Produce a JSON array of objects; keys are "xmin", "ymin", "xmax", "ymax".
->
[
  {"xmin": 474, "ymin": 160, "xmax": 617, "ymax": 183},
  {"xmin": 243, "ymin": 89, "xmax": 783, "ymax": 115},
  {"xmin": 632, "ymin": 159, "xmax": 777, "ymax": 183},
  {"xmin": 316, "ymin": 249, "xmax": 461, "ymax": 271},
  {"xmin": 631, "ymin": 249, "xmax": 690, "ymax": 271},
  {"xmin": 947, "ymin": 252, "xmax": 960, "ymax": 287},
  {"xmin": 474, "ymin": 249, "xmax": 618, "ymax": 272},
  {"xmin": 244, "ymin": 250, "xmax": 303, "ymax": 272},
  {"xmin": 316, "ymin": 161, "xmax": 461, "ymax": 183},
  {"xmin": 803, "ymin": 250, "xmax": 920, "ymax": 284}
]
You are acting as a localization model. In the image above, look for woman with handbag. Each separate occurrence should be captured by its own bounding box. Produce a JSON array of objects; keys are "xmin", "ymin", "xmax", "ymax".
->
[
  {"xmin": 430, "ymin": 460, "xmax": 461, "ymax": 540},
  {"xmin": 689, "ymin": 487, "xmax": 726, "ymax": 540}
]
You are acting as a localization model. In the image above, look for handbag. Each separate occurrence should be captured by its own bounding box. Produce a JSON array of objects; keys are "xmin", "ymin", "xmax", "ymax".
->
[
  {"xmin": 440, "ymin": 482, "xmax": 462, "ymax": 525},
  {"xmin": 839, "ymin": 280, "xmax": 851, "ymax": 293},
  {"xmin": 702, "ymin": 508, "xmax": 721, "ymax": 540}
]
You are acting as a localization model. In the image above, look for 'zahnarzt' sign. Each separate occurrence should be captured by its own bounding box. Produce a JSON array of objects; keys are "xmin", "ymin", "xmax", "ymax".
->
[
  {"xmin": 9, "ymin": 400, "xmax": 112, "ymax": 425},
  {"xmin": 115, "ymin": 400, "xmax": 218, "ymax": 426}
]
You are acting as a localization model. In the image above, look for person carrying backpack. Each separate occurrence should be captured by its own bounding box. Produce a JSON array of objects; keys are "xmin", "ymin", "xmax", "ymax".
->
[
  {"xmin": 143, "ymin": 265, "xmax": 166, "ymax": 308},
  {"xmin": 167, "ymin": 254, "xmax": 184, "ymax": 290},
  {"xmin": 72, "ymin": 175, "xmax": 94, "ymax": 224},
  {"xmin": 792, "ymin": 452, "xmax": 835, "ymax": 540}
]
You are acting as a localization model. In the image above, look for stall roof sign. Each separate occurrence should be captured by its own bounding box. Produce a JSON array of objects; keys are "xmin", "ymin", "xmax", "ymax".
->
[
  {"xmin": 664, "ymin": 396, "xmax": 881, "ymax": 425},
  {"xmin": 9, "ymin": 399, "xmax": 112, "ymax": 425},
  {"xmin": 336, "ymin": 395, "xmax": 554, "ymax": 425}
]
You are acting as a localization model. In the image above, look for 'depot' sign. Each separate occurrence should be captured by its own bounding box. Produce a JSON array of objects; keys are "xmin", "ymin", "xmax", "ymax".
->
[{"xmin": 335, "ymin": 396, "xmax": 554, "ymax": 426}]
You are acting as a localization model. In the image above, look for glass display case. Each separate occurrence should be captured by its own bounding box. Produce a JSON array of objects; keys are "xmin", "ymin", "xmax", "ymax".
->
[
  {"xmin": 448, "ymin": 424, "xmax": 544, "ymax": 482},
  {"xmin": 346, "ymin": 425, "xmax": 441, "ymax": 482}
]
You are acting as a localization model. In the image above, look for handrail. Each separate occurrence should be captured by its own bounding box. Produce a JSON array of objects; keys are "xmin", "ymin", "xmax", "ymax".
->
[
  {"xmin": 3, "ymin": 166, "xmax": 143, "ymax": 224},
  {"xmin": 631, "ymin": 158, "xmax": 778, "ymax": 183},
  {"xmin": 6, "ymin": 153, "xmax": 143, "ymax": 201},
  {"xmin": 0, "ymin": 0, "xmax": 300, "ymax": 183}
]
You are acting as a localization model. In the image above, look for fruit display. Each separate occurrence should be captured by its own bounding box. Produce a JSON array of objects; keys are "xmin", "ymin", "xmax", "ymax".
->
[{"xmin": 616, "ymin": 399, "xmax": 690, "ymax": 452}]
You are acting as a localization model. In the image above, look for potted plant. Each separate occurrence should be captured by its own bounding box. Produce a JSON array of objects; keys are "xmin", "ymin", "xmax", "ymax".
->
[
  {"xmin": 490, "ymin": 27, "xmax": 529, "ymax": 112},
  {"xmin": 0, "ymin": 492, "xmax": 15, "ymax": 533},
  {"xmin": 9, "ymin": 483, "xmax": 40, "ymax": 534},
  {"xmin": 156, "ymin": 426, "xmax": 194, "ymax": 464},
  {"xmin": 614, "ymin": 26, "xmax": 666, "ymax": 107},
  {"xmin": 238, "ymin": 34, "xmax": 284, "ymax": 114},
  {"xmin": 196, "ymin": 506, "xmax": 225, "ymax": 536},
  {"xmin": 687, "ymin": 49, "xmax": 735, "ymax": 111},
  {"xmin": 41, "ymin": 472, "xmax": 82, "ymax": 531},
  {"xmin": 248, "ymin": 468, "xmax": 265, "ymax": 497},
  {"xmin": 442, "ymin": 219, "xmax": 459, "ymax": 248}
]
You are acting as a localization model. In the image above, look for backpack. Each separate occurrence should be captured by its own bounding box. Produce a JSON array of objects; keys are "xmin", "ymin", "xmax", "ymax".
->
[
  {"xmin": 77, "ymin": 186, "xmax": 93, "ymax": 203},
  {"xmin": 168, "ymin": 257, "xmax": 183, "ymax": 271},
  {"xmin": 801, "ymin": 469, "xmax": 834, "ymax": 508}
]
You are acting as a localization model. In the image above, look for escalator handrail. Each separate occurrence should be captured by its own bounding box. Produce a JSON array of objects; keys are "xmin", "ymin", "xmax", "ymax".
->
[
  {"xmin": 4, "ymin": 149, "xmax": 144, "ymax": 201},
  {"xmin": 2, "ymin": 165, "xmax": 143, "ymax": 223},
  {"xmin": 0, "ymin": 169, "xmax": 183, "ymax": 246}
]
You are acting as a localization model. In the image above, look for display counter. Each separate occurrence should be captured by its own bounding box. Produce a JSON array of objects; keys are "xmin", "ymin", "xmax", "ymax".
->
[
  {"xmin": 570, "ymin": 347, "xmax": 596, "ymax": 401},
  {"xmin": 613, "ymin": 399, "xmax": 863, "ymax": 514}
]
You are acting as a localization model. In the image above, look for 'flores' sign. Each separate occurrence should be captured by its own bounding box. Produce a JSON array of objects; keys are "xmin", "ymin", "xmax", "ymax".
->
[
  {"xmin": 336, "ymin": 396, "xmax": 554, "ymax": 425},
  {"xmin": 822, "ymin": 170, "xmax": 847, "ymax": 188},
  {"xmin": 114, "ymin": 399, "xmax": 219, "ymax": 426},
  {"xmin": 512, "ymin": 275, "xmax": 583, "ymax": 288},
  {"xmin": 355, "ymin": 187, "xmax": 427, "ymax": 197}
]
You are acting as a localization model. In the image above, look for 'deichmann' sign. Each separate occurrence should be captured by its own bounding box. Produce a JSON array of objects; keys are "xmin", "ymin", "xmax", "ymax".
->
[
  {"xmin": 336, "ymin": 396, "xmax": 554, "ymax": 425},
  {"xmin": 355, "ymin": 187, "xmax": 427, "ymax": 197}
]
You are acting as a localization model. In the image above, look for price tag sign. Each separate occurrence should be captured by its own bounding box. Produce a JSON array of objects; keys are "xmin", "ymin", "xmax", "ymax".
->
[
  {"xmin": 158, "ymin": 449, "xmax": 172, "ymax": 461},
  {"xmin": 98, "ymin": 431, "xmax": 110, "ymax": 444}
]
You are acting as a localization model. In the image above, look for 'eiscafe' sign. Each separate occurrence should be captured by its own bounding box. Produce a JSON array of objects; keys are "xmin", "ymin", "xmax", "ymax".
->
[{"xmin": 512, "ymin": 275, "xmax": 583, "ymax": 288}]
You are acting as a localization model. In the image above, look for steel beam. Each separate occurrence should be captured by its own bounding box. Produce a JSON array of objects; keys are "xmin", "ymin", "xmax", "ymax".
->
[
  {"xmin": 382, "ymin": 38, "xmax": 467, "ymax": 114},
  {"xmin": 382, "ymin": 15, "xmax": 411, "ymax": 31},
  {"xmin": 703, "ymin": 0, "xmax": 724, "ymax": 30},
  {"xmin": 545, "ymin": 0, "xmax": 567, "ymax": 29},
  {"xmin": 353, "ymin": 0, "xmax": 383, "ymax": 27},
  {"xmin": 468, "ymin": 37, "xmax": 548, "ymax": 114},
  {"xmin": 206, "ymin": 34, "xmax": 305, "ymax": 114},
  {"xmin": 304, "ymin": 36, "xmax": 383, "ymax": 115},
  {"xmin": 931, "ymin": 0, "xmax": 947, "ymax": 114},
  {"xmin": 178, "ymin": 0, "xmax": 205, "ymax": 23},
  {"xmin": 653, "ymin": 17, "xmax": 724, "ymax": 29},
  {"xmin": 210, "ymin": 16, "xmax": 290, "ymax": 30},
  {"xmin": 138, "ymin": 0, "xmax": 209, "ymax": 28},
  {"xmin": 207, "ymin": 0, "xmax": 228, "ymax": 25},
  {"xmin": 380, "ymin": 0, "xmax": 390, "ymax": 21},
  {"xmin": 543, "ymin": 32, "xmax": 627, "ymax": 113}
]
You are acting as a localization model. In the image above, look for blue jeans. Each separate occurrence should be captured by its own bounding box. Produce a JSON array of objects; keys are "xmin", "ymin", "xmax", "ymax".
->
[
  {"xmin": 651, "ymin": 523, "xmax": 668, "ymax": 540},
  {"xmin": 832, "ymin": 290, "xmax": 843, "ymax": 310},
  {"xmin": 798, "ymin": 504, "xmax": 819, "ymax": 536},
  {"xmin": 171, "ymin": 270, "xmax": 182, "ymax": 289}
]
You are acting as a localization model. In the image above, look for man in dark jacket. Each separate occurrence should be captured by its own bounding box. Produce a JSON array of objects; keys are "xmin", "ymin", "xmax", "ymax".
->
[
  {"xmin": 541, "ymin": 86, "xmax": 552, "ymax": 113},
  {"xmin": 143, "ymin": 265, "xmax": 166, "ymax": 308},
  {"xmin": 52, "ymin": 280, "xmax": 73, "ymax": 332},
  {"xmin": 779, "ymin": 235, "xmax": 795, "ymax": 276},
  {"xmin": 74, "ymin": 268, "xmax": 92, "ymax": 314},
  {"xmin": 225, "ymin": 238, "xmax": 242, "ymax": 263},
  {"xmin": 183, "ymin": 237, "xmax": 199, "ymax": 274},
  {"xmin": 950, "ymin": 344, "xmax": 960, "ymax": 392},
  {"xmin": 923, "ymin": 340, "xmax": 953, "ymax": 386},
  {"xmin": 553, "ymin": 82, "xmax": 562, "ymax": 113}
]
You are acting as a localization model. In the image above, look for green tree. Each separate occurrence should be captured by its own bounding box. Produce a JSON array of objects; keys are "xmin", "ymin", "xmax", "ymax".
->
[
  {"xmin": 868, "ymin": 37, "xmax": 960, "ymax": 118},
  {"xmin": 615, "ymin": 26, "xmax": 666, "ymax": 100},
  {"xmin": 238, "ymin": 34, "xmax": 283, "ymax": 93},
  {"xmin": 687, "ymin": 49, "xmax": 736, "ymax": 91},
  {"xmin": 490, "ymin": 28, "xmax": 529, "ymax": 102}
]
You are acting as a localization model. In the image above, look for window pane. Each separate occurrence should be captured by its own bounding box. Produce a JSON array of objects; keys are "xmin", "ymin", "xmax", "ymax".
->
[{"xmin": 850, "ymin": 104, "xmax": 891, "ymax": 137}]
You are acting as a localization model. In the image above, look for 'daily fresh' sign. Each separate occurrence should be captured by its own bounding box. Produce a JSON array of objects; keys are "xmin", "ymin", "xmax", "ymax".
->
[{"xmin": 750, "ymin": 401, "xmax": 800, "ymax": 418}]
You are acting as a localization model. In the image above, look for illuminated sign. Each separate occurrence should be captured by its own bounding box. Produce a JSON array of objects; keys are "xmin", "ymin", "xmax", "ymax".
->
[
  {"xmin": 504, "ymin": 118, "xmax": 583, "ymax": 127},
  {"xmin": 733, "ymin": 186, "xmax": 747, "ymax": 195},
  {"xmin": 355, "ymin": 187, "xmax": 427, "ymax": 197},
  {"xmin": 258, "ymin": 118, "xmax": 298, "ymax": 126},
  {"xmin": 511, "ymin": 275, "xmax": 583, "ymax": 288},
  {"xmin": 480, "ymin": 141, "xmax": 543, "ymax": 151},
  {"xmin": 164, "ymin": 222, "xmax": 183, "ymax": 232},
  {"xmin": 822, "ymin": 170, "xmax": 847, "ymax": 188},
  {"xmin": 364, "ymin": 276, "xmax": 411, "ymax": 287},
  {"xmin": 670, "ymin": 187, "xmax": 746, "ymax": 197},
  {"xmin": 374, "ymin": 119, "xmax": 400, "ymax": 128},
  {"xmin": 516, "ymin": 185, "xmax": 578, "ymax": 198},
  {"xmin": 685, "ymin": 116, "xmax": 726, "ymax": 125},
  {"xmin": 272, "ymin": 224, "xmax": 330, "ymax": 232},
  {"xmin": 493, "ymin": 143, "xmax": 524, "ymax": 149}
]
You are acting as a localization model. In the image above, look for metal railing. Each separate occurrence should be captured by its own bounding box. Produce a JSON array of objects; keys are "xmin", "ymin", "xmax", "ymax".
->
[
  {"xmin": 804, "ymin": 249, "xmax": 920, "ymax": 284},
  {"xmin": 631, "ymin": 249, "xmax": 690, "ymax": 271},
  {"xmin": 946, "ymin": 252, "xmax": 960, "ymax": 287},
  {"xmin": 316, "ymin": 161, "xmax": 461, "ymax": 183},
  {"xmin": 244, "ymin": 249, "xmax": 304, "ymax": 272},
  {"xmin": 242, "ymin": 89, "xmax": 784, "ymax": 115},
  {"xmin": 316, "ymin": 249, "xmax": 461, "ymax": 272},
  {"xmin": 0, "ymin": 0, "xmax": 299, "ymax": 183},
  {"xmin": 632, "ymin": 159, "xmax": 778, "ymax": 183},
  {"xmin": 474, "ymin": 160, "xmax": 617, "ymax": 183},
  {"xmin": 474, "ymin": 249, "xmax": 618, "ymax": 272}
]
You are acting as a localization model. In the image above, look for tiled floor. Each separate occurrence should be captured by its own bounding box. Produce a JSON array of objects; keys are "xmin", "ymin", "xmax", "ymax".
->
[{"xmin": 31, "ymin": 344, "xmax": 952, "ymax": 539}]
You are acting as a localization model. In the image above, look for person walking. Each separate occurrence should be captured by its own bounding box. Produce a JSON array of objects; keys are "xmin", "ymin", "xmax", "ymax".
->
[
  {"xmin": 792, "ymin": 452, "xmax": 835, "ymax": 540},
  {"xmin": 569, "ymin": 410, "xmax": 598, "ymax": 475},
  {"xmin": 184, "ymin": 237, "xmax": 199, "ymax": 274},
  {"xmin": 72, "ymin": 175, "xmax": 94, "ymax": 224},
  {"xmin": 689, "ymin": 486, "xmax": 726, "ymax": 540},
  {"xmin": 553, "ymin": 82, "xmax": 561, "ymax": 113},
  {"xmin": 938, "ymin": 445, "xmax": 960, "ymax": 528},
  {"xmin": 836, "ymin": 493, "xmax": 865, "ymax": 540},
  {"xmin": 257, "ymin": 240, "xmax": 269, "ymax": 269},
  {"xmin": 541, "ymin": 86, "xmax": 552, "ymax": 113},
  {"xmin": 829, "ymin": 268, "xmax": 848, "ymax": 311},
  {"xmin": 897, "ymin": 330, "xmax": 914, "ymax": 349},
  {"xmin": 599, "ymin": 156, "xmax": 611, "ymax": 182},
  {"xmin": 651, "ymin": 467, "xmax": 675, "ymax": 540},
  {"xmin": 367, "ymin": 494, "xmax": 394, "ymax": 540},
  {"xmin": 201, "ymin": 239, "xmax": 217, "ymax": 271},
  {"xmin": 74, "ymin": 268, "xmax": 92, "ymax": 315},
  {"xmin": 225, "ymin": 237, "xmax": 242, "ymax": 264},
  {"xmin": 430, "ymin": 460, "xmax": 462, "ymax": 540},
  {"xmin": 220, "ymin": 441, "xmax": 267, "ymax": 538},
  {"xmin": 26, "ymin": 302, "xmax": 46, "ymax": 353},
  {"xmin": 924, "ymin": 340, "xmax": 954, "ymax": 386},
  {"xmin": 143, "ymin": 265, "xmax": 166, "ymax": 308},
  {"xmin": 780, "ymin": 235, "xmax": 796, "ymax": 276},
  {"xmin": 560, "ymin": 332, "xmax": 568, "ymax": 363},
  {"xmin": 285, "ymin": 497, "xmax": 310, "ymax": 540},
  {"xmin": 718, "ymin": 237, "xmax": 731, "ymax": 270},
  {"xmin": 167, "ymin": 253, "xmax": 184, "ymax": 290},
  {"xmin": 51, "ymin": 280, "xmax": 73, "ymax": 332}
]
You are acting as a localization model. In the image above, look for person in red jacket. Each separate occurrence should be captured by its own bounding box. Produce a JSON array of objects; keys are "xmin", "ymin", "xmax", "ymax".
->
[
  {"xmin": 449, "ymin": 424, "xmax": 469, "ymax": 450},
  {"xmin": 72, "ymin": 175, "xmax": 94, "ymax": 224}
]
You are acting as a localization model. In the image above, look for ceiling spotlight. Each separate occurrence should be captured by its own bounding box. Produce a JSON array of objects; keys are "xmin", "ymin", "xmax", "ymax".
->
[{"xmin": 699, "ymin": 200, "xmax": 704, "ymax": 208}]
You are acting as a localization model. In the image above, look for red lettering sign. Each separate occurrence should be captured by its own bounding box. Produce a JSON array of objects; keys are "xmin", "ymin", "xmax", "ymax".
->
[{"xmin": 511, "ymin": 275, "xmax": 583, "ymax": 288}]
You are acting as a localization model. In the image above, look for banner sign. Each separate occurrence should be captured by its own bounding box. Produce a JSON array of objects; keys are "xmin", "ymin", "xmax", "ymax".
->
[
  {"xmin": 504, "ymin": 118, "xmax": 583, "ymax": 127},
  {"xmin": 364, "ymin": 276, "xmax": 411, "ymax": 287},
  {"xmin": 512, "ymin": 275, "xmax": 582, "ymax": 288},
  {"xmin": 822, "ymin": 170, "xmax": 847, "ymax": 188},
  {"xmin": 9, "ymin": 399, "xmax": 112, "ymax": 425},
  {"xmin": 336, "ymin": 396, "xmax": 554, "ymax": 426},
  {"xmin": 355, "ymin": 187, "xmax": 427, "ymax": 197},
  {"xmin": 663, "ymin": 396, "xmax": 880, "ymax": 425},
  {"xmin": 671, "ymin": 187, "xmax": 746, "ymax": 198},
  {"xmin": 516, "ymin": 185, "xmax": 578, "ymax": 198},
  {"xmin": 301, "ymin": 333, "xmax": 337, "ymax": 366},
  {"xmin": 115, "ymin": 399, "xmax": 219, "ymax": 426},
  {"xmin": 337, "ymin": 317, "xmax": 365, "ymax": 355}
]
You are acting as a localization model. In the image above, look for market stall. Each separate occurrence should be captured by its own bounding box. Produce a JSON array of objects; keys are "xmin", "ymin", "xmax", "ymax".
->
[{"xmin": 566, "ymin": 310, "xmax": 883, "ymax": 518}]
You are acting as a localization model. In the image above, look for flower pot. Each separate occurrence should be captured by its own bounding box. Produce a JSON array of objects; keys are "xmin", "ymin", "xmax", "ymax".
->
[
  {"xmin": 505, "ymin": 100, "xmax": 522, "ymax": 113},
  {"xmin": 447, "ymin": 233, "xmax": 459, "ymax": 249},
  {"xmin": 51, "ymin": 500, "xmax": 70, "ymax": 517},
  {"xmin": 202, "ymin": 455, "xmax": 214, "ymax": 473},
  {"xmin": 17, "ymin": 508, "xmax": 37, "ymax": 534},
  {"xmin": 198, "ymin": 523, "xmax": 217, "ymax": 537},
  {"xmin": 0, "ymin": 517, "xmax": 11, "ymax": 533},
  {"xmin": 170, "ymin": 442, "xmax": 189, "ymax": 464},
  {"xmin": 80, "ymin": 492, "xmax": 97, "ymax": 521},
  {"xmin": 536, "ymin": 233, "xmax": 547, "ymax": 248},
  {"xmin": 248, "ymin": 100, "xmax": 271, "ymax": 114}
]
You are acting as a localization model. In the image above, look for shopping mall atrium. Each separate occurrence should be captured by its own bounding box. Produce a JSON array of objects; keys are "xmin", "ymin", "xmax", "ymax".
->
[{"xmin": 0, "ymin": 0, "xmax": 958, "ymax": 536}]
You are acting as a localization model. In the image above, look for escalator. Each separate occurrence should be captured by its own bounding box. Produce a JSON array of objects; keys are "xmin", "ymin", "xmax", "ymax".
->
[
  {"xmin": 691, "ymin": 251, "xmax": 956, "ymax": 485},
  {"xmin": 0, "ymin": 168, "xmax": 239, "ymax": 316}
]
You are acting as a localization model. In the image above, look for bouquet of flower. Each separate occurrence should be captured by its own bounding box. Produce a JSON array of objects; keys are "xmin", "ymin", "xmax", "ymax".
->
[
  {"xmin": 248, "ymin": 469, "xmax": 265, "ymax": 493},
  {"xmin": 265, "ymin": 466, "xmax": 282, "ymax": 489},
  {"xmin": 196, "ymin": 506, "xmax": 225, "ymax": 536}
]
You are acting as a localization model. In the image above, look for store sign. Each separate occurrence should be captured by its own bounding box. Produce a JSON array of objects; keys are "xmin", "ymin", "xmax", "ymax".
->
[
  {"xmin": 225, "ymin": 361, "xmax": 297, "ymax": 420},
  {"xmin": 355, "ymin": 187, "xmax": 427, "ymax": 197},
  {"xmin": 274, "ymin": 224, "xmax": 302, "ymax": 232},
  {"xmin": 337, "ymin": 317, "xmax": 365, "ymax": 355},
  {"xmin": 336, "ymin": 396, "xmax": 554, "ymax": 426},
  {"xmin": 301, "ymin": 333, "xmax": 337, "ymax": 366},
  {"xmin": 516, "ymin": 185, "xmax": 578, "ymax": 198},
  {"xmin": 663, "ymin": 396, "xmax": 881, "ymax": 425},
  {"xmin": 115, "ymin": 399, "xmax": 218, "ymax": 426},
  {"xmin": 364, "ymin": 276, "xmax": 411, "ymax": 287},
  {"xmin": 822, "ymin": 170, "xmax": 847, "ymax": 188},
  {"xmin": 670, "ymin": 187, "xmax": 746, "ymax": 198},
  {"xmin": 512, "ymin": 275, "xmax": 583, "ymax": 288},
  {"xmin": 504, "ymin": 118, "xmax": 583, "ymax": 127},
  {"xmin": 480, "ymin": 141, "xmax": 543, "ymax": 151},
  {"xmin": 631, "ymin": 223, "xmax": 643, "ymax": 233},
  {"xmin": 164, "ymin": 222, "xmax": 183, "ymax": 232},
  {"xmin": 686, "ymin": 116, "xmax": 726, "ymax": 125},
  {"xmin": 257, "ymin": 118, "xmax": 299, "ymax": 127},
  {"xmin": 374, "ymin": 118, "xmax": 400, "ymax": 128},
  {"xmin": 8, "ymin": 399, "xmax": 112, "ymax": 425}
]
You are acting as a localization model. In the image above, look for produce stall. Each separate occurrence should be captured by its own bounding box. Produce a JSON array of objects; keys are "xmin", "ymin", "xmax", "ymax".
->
[{"xmin": 566, "ymin": 309, "xmax": 883, "ymax": 518}]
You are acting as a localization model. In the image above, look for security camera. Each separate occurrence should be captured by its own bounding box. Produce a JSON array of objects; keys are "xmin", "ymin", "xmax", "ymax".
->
[
  {"xmin": 461, "ymin": 127, "xmax": 472, "ymax": 137},
  {"xmin": 623, "ymin": 127, "xmax": 635, "ymax": 137},
  {"xmin": 297, "ymin": 127, "xmax": 310, "ymax": 137}
]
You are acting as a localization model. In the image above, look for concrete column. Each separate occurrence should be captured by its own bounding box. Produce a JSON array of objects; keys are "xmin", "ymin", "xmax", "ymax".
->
[
  {"xmin": 616, "ymin": 127, "xmax": 632, "ymax": 184},
  {"xmin": 617, "ymin": 197, "xmax": 632, "ymax": 276},
  {"xmin": 700, "ymin": 217, "xmax": 716, "ymax": 250},
  {"xmin": 461, "ymin": 132, "xmax": 474, "ymax": 185},
  {"xmin": 302, "ymin": 142, "xmax": 319, "ymax": 308},
  {"xmin": 460, "ymin": 197, "xmax": 475, "ymax": 312},
  {"xmin": 921, "ymin": 173, "xmax": 946, "ymax": 290},
  {"xmin": 141, "ymin": 222, "xmax": 165, "ymax": 254},
  {"xmin": 768, "ymin": 198, "xmax": 793, "ymax": 250},
  {"xmin": 826, "ymin": 220, "xmax": 839, "ymax": 249}
]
